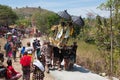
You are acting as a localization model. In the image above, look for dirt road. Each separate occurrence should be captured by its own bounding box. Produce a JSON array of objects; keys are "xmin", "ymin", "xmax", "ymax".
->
[
  {"xmin": 19, "ymin": 37, "xmax": 54, "ymax": 80},
  {"xmin": 0, "ymin": 37, "xmax": 54, "ymax": 80}
]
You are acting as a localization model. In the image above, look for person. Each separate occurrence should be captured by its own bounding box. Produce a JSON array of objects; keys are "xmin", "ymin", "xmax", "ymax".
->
[
  {"xmin": 4, "ymin": 41, "xmax": 10, "ymax": 57},
  {"xmin": 20, "ymin": 46, "xmax": 25, "ymax": 58},
  {"xmin": 6, "ymin": 59, "xmax": 22, "ymax": 80},
  {"xmin": 25, "ymin": 42, "xmax": 34, "ymax": 58},
  {"xmin": 20, "ymin": 51, "xmax": 32, "ymax": 80},
  {"xmin": 5, "ymin": 41, "xmax": 13, "ymax": 58},
  {"xmin": 32, "ymin": 56, "xmax": 45, "ymax": 80},
  {"xmin": 52, "ymin": 46, "xmax": 62, "ymax": 71},
  {"xmin": 32, "ymin": 39, "xmax": 37, "ymax": 50},
  {"xmin": 71, "ymin": 42, "xmax": 78, "ymax": 63},
  {"xmin": 12, "ymin": 44, "xmax": 17, "ymax": 62},
  {"xmin": 0, "ymin": 53, "xmax": 7, "ymax": 79},
  {"xmin": 61, "ymin": 45, "xmax": 69, "ymax": 70},
  {"xmin": 33, "ymin": 39, "xmax": 41, "ymax": 58},
  {"xmin": 68, "ymin": 46, "xmax": 74, "ymax": 70},
  {"xmin": 40, "ymin": 42, "xmax": 52, "ymax": 73},
  {"xmin": 16, "ymin": 39, "xmax": 22, "ymax": 49},
  {"xmin": 36, "ymin": 40, "xmax": 41, "ymax": 58}
]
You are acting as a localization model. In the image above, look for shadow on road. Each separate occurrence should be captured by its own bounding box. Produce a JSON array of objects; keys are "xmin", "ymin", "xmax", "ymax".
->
[{"xmin": 69, "ymin": 64, "xmax": 90, "ymax": 73}]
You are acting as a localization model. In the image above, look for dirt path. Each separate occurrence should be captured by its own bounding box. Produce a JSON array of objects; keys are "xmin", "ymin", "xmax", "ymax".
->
[
  {"xmin": 21, "ymin": 37, "xmax": 54, "ymax": 80},
  {"xmin": 0, "ymin": 37, "xmax": 54, "ymax": 80}
]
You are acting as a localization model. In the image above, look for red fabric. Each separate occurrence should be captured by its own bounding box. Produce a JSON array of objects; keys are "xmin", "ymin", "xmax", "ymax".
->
[
  {"xmin": 8, "ymin": 51, "xmax": 12, "ymax": 57},
  {"xmin": 20, "ymin": 55, "xmax": 31, "ymax": 66},
  {"xmin": 7, "ymin": 66, "xmax": 18, "ymax": 79}
]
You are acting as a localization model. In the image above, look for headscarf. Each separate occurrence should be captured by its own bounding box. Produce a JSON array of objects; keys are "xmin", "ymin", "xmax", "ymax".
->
[{"xmin": 33, "ymin": 59, "xmax": 44, "ymax": 72}]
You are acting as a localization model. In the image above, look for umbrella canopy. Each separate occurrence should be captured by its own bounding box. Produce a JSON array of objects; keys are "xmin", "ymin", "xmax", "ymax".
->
[
  {"xmin": 57, "ymin": 10, "xmax": 71, "ymax": 20},
  {"xmin": 71, "ymin": 16, "xmax": 85, "ymax": 27}
]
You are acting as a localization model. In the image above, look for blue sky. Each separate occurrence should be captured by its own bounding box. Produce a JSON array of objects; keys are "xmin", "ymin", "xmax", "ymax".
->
[{"xmin": 0, "ymin": 0, "xmax": 110, "ymax": 18}]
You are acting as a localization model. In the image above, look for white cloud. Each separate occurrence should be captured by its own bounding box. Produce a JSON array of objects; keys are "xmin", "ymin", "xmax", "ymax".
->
[{"xmin": 66, "ymin": 6, "xmax": 110, "ymax": 18}]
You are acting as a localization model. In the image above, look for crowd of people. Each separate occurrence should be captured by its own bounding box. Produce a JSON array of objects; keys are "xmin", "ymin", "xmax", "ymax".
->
[{"xmin": 0, "ymin": 27, "xmax": 78, "ymax": 80}]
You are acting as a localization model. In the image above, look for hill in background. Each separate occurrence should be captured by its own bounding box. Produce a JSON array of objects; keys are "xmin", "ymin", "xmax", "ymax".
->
[{"xmin": 13, "ymin": 7, "xmax": 55, "ymax": 18}]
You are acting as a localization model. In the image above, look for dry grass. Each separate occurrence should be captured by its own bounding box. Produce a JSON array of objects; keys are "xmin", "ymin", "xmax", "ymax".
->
[{"xmin": 68, "ymin": 39, "xmax": 105, "ymax": 73}]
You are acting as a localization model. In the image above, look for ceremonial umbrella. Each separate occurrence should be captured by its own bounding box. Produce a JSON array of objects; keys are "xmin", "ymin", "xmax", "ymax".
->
[
  {"xmin": 57, "ymin": 10, "xmax": 71, "ymax": 20},
  {"xmin": 71, "ymin": 16, "xmax": 85, "ymax": 27}
]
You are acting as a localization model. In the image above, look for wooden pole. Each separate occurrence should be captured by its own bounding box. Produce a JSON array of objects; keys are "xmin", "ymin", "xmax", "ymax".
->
[{"xmin": 110, "ymin": 1, "xmax": 113, "ymax": 77}]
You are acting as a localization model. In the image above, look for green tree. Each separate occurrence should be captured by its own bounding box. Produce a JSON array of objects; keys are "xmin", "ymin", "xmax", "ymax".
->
[
  {"xmin": 0, "ymin": 4, "xmax": 18, "ymax": 26},
  {"xmin": 16, "ymin": 18, "xmax": 31, "ymax": 27},
  {"xmin": 98, "ymin": 0, "xmax": 120, "ymax": 76},
  {"xmin": 32, "ymin": 11, "xmax": 60, "ymax": 34}
]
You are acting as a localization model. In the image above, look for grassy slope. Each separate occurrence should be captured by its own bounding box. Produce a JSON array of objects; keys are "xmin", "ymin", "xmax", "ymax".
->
[
  {"xmin": 77, "ymin": 40, "xmax": 101, "ymax": 61},
  {"xmin": 69, "ymin": 39, "xmax": 104, "ymax": 73}
]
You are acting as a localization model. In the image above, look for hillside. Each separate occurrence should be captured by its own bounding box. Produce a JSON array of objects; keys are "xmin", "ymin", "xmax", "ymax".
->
[{"xmin": 13, "ymin": 7, "xmax": 55, "ymax": 18}]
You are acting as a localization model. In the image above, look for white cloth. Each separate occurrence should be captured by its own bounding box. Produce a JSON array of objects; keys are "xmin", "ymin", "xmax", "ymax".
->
[
  {"xmin": 64, "ymin": 27, "xmax": 70, "ymax": 38},
  {"xmin": 33, "ymin": 59, "xmax": 44, "ymax": 72},
  {"xmin": 56, "ymin": 26, "xmax": 63, "ymax": 40},
  {"xmin": 25, "ymin": 47, "xmax": 34, "ymax": 54}
]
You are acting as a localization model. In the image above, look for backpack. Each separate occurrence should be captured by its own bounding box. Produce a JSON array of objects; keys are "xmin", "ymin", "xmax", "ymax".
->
[{"xmin": 4, "ymin": 42, "xmax": 11, "ymax": 51}]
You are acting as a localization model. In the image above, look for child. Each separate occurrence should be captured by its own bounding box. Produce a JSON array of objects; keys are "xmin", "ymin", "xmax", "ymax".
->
[
  {"xmin": 20, "ymin": 51, "xmax": 31, "ymax": 80},
  {"xmin": 6, "ymin": 59, "xmax": 22, "ymax": 80}
]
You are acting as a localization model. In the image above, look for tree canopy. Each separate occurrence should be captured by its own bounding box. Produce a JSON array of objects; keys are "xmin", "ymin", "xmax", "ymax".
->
[
  {"xmin": 0, "ymin": 4, "xmax": 18, "ymax": 26},
  {"xmin": 31, "ymin": 11, "xmax": 60, "ymax": 33}
]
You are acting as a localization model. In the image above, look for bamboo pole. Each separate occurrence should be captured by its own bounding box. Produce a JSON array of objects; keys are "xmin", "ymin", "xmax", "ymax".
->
[{"xmin": 110, "ymin": 0, "xmax": 113, "ymax": 77}]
